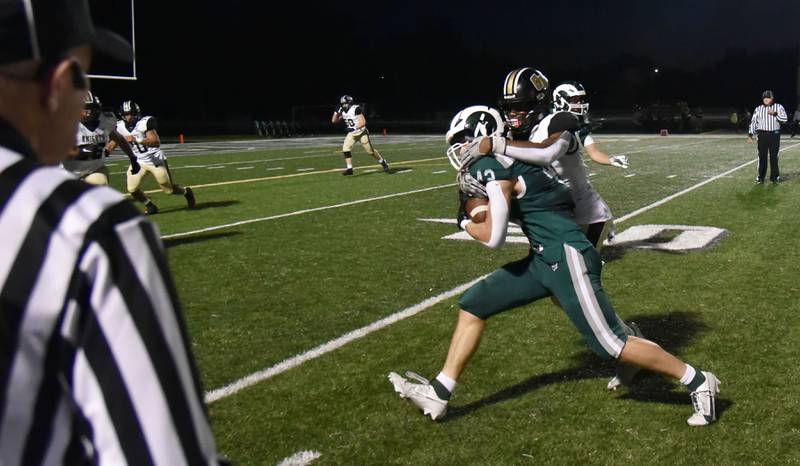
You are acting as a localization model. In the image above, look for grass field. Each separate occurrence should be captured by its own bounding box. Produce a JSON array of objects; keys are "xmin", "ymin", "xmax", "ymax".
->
[{"xmin": 108, "ymin": 134, "xmax": 800, "ymax": 465}]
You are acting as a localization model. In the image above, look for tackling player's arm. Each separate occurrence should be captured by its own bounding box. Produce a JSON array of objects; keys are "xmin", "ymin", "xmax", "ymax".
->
[
  {"xmin": 584, "ymin": 142, "xmax": 629, "ymax": 168},
  {"xmin": 475, "ymin": 131, "xmax": 573, "ymax": 166},
  {"xmin": 463, "ymin": 180, "xmax": 513, "ymax": 249},
  {"xmin": 331, "ymin": 109, "xmax": 342, "ymax": 124}
]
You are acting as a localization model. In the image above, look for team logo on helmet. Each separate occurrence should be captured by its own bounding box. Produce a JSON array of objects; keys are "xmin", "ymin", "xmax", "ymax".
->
[{"xmin": 445, "ymin": 105, "xmax": 505, "ymax": 170}]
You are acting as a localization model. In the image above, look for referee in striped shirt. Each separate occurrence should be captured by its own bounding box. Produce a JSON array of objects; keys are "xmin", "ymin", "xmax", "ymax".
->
[
  {"xmin": 748, "ymin": 89, "xmax": 787, "ymax": 183},
  {"xmin": 0, "ymin": 1, "xmax": 225, "ymax": 464}
]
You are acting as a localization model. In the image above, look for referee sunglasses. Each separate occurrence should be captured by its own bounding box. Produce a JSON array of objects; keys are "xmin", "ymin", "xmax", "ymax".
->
[{"xmin": 0, "ymin": 57, "xmax": 89, "ymax": 91}]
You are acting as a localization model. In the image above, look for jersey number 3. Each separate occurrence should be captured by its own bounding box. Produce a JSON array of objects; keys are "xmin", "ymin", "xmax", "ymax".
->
[{"xmin": 475, "ymin": 169, "xmax": 496, "ymax": 182}]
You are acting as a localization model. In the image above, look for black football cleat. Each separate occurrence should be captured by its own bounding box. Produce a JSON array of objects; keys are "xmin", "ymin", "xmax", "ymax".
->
[
  {"xmin": 144, "ymin": 201, "xmax": 159, "ymax": 215},
  {"xmin": 342, "ymin": 168, "xmax": 354, "ymax": 176},
  {"xmin": 184, "ymin": 186, "xmax": 196, "ymax": 208},
  {"xmin": 381, "ymin": 160, "xmax": 390, "ymax": 173}
]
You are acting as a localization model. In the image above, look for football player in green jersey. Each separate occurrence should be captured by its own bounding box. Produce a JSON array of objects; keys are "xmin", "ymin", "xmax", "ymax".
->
[{"xmin": 389, "ymin": 105, "xmax": 720, "ymax": 427}]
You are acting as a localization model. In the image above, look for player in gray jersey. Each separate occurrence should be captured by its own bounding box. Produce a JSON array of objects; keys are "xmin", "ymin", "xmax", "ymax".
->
[{"xmin": 63, "ymin": 91, "xmax": 139, "ymax": 185}]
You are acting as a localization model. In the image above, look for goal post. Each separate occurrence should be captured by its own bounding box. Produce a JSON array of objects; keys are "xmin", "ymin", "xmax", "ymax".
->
[{"xmin": 88, "ymin": 0, "xmax": 137, "ymax": 81}]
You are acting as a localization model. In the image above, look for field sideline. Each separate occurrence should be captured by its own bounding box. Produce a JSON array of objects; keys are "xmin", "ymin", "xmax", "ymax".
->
[{"xmin": 107, "ymin": 134, "xmax": 800, "ymax": 465}]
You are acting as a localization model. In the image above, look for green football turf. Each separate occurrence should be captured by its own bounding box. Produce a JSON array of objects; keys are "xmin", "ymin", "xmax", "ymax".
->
[{"xmin": 110, "ymin": 134, "xmax": 800, "ymax": 465}]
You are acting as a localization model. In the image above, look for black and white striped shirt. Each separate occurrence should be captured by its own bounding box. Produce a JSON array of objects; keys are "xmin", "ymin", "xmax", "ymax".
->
[
  {"xmin": 0, "ymin": 121, "xmax": 220, "ymax": 465},
  {"xmin": 749, "ymin": 103, "xmax": 787, "ymax": 135}
]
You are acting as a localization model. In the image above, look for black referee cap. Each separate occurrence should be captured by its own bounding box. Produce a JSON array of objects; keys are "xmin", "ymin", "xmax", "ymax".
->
[
  {"xmin": 762, "ymin": 90, "xmax": 774, "ymax": 99},
  {"xmin": 0, "ymin": 0, "xmax": 132, "ymax": 65}
]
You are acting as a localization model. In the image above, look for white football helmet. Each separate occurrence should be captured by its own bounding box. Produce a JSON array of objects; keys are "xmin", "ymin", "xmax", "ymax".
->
[
  {"xmin": 445, "ymin": 105, "xmax": 505, "ymax": 170},
  {"xmin": 553, "ymin": 81, "xmax": 589, "ymax": 116}
]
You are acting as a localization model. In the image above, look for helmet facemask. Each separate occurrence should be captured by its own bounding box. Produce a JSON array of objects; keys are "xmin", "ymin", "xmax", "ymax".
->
[{"xmin": 501, "ymin": 101, "xmax": 546, "ymax": 140}]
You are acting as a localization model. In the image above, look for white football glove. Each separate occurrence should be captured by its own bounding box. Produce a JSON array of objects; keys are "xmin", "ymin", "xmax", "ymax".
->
[
  {"xmin": 458, "ymin": 137, "xmax": 487, "ymax": 169},
  {"xmin": 457, "ymin": 171, "xmax": 487, "ymax": 198},
  {"xmin": 609, "ymin": 155, "xmax": 629, "ymax": 169}
]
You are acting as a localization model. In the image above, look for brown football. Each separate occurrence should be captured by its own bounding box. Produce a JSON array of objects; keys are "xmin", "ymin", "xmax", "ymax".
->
[{"xmin": 466, "ymin": 197, "xmax": 488, "ymax": 223}]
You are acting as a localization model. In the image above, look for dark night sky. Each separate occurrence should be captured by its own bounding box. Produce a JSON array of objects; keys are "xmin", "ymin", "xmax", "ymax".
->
[{"xmin": 89, "ymin": 0, "xmax": 800, "ymax": 126}]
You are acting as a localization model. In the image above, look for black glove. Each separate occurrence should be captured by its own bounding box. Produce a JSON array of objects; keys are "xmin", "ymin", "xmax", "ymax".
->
[
  {"xmin": 335, "ymin": 106, "xmax": 343, "ymax": 115},
  {"xmin": 457, "ymin": 191, "xmax": 471, "ymax": 230},
  {"xmin": 130, "ymin": 159, "xmax": 141, "ymax": 175}
]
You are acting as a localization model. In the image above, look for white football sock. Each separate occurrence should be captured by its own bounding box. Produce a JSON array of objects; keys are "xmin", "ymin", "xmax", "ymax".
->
[
  {"xmin": 680, "ymin": 364, "xmax": 696, "ymax": 386},
  {"xmin": 435, "ymin": 372, "xmax": 457, "ymax": 393}
]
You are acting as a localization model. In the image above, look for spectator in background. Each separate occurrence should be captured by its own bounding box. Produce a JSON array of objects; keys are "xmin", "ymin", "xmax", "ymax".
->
[
  {"xmin": 791, "ymin": 106, "xmax": 800, "ymax": 138},
  {"xmin": 730, "ymin": 109, "xmax": 739, "ymax": 133}
]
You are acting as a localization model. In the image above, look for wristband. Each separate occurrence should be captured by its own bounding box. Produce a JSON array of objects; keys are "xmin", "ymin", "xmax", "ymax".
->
[{"xmin": 491, "ymin": 136, "xmax": 507, "ymax": 155}]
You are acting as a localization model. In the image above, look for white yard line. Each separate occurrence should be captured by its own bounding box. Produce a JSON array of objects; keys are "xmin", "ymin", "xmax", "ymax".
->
[
  {"xmin": 141, "ymin": 156, "xmax": 445, "ymax": 195},
  {"xmin": 276, "ymin": 451, "xmax": 321, "ymax": 466},
  {"xmin": 205, "ymin": 276, "xmax": 486, "ymax": 403},
  {"xmin": 164, "ymin": 183, "xmax": 455, "ymax": 240},
  {"xmin": 108, "ymin": 142, "xmax": 442, "ymax": 174},
  {"xmin": 204, "ymin": 139, "xmax": 800, "ymax": 403},
  {"xmin": 615, "ymin": 141, "xmax": 800, "ymax": 224}
]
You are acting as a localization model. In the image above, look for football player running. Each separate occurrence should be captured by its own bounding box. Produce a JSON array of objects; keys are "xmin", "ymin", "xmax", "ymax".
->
[
  {"xmin": 107, "ymin": 100, "xmax": 195, "ymax": 214},
  {"xmin": 63, "ymin": 91, "xmax": 139, "ymax": 185},
  {"xmin": 463, "ymin": 70, "xmax": 644, "ymax": 390},
  {"xmin": 463, "ymin": 73, "xmax": 628, "ymax": 250},
  {"xmin": 389, "ymin": 104, "xmax": 720, "ymax": 427},
  {"xmin": 331, "ymin": 95, "xmax": 390, "ymax": 176}
]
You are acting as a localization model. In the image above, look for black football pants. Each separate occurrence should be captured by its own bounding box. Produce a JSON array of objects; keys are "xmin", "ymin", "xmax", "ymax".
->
[{"xmin": 757, "ymin": 131, "xmax": 780, "ymax": 182}]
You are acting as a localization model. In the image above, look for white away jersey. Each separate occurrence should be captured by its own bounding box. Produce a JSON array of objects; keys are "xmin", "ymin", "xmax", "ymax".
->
[
  {"xmin": 62, "ymin": 112, "xmax": 116, "ymax": 177},
  {"xmin": 530, "ymin": 112, "xmax": 612, "ymax": 224},
  {"xmin": 116, "ymin": 116, "xmax": 165, "ymax": 164},
  {"xmin": 341, "ymin": 105, "xmax": 364, "ymax": 132}
]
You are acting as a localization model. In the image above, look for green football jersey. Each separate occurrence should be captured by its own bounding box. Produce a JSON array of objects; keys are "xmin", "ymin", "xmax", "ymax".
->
[{"xmin": 468, "ymin": 156, "xmax": 591, "ymax": 261}]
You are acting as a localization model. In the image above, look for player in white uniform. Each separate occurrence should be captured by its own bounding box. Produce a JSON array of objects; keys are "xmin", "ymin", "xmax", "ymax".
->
[
  {"xmin": 468, "ymin": 77, "xmax": 630, "ymax": 250},
  {"xmin": 107, "ymin": 100, "xmax": 195, "ymax": 215},
  {"xmin": 63, "ymin": 92, "xmax": 139, "ymax": 186},
  {"xmin": 330, "ymin": 95, "xmax": 390, "ymax": 176}
]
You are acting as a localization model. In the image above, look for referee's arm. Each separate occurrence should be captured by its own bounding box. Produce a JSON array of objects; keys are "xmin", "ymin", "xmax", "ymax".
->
[
  {"xmin": 748, "ymin": 109, "xmax": 758, "ymax": 139},
  {"xmin": 69, "ymin": 210, "xmax": 220, "ymax": 465},
  {"xmin": 776, "ymin": 105, "xmax": 788, "ymax": 123}
]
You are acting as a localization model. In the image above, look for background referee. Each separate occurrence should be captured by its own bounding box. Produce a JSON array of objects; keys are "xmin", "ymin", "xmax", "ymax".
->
[
  {"xmin": 748, "ymin": 89, "xmax": 787, "ymax": 183},
  {"xmin": 0, "ymin": 0, "xmax": 225, "ymax": 464}
]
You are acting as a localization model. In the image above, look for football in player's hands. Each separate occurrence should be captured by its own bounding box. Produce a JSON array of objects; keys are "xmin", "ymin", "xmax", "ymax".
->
[{"xmin": 466, "ymin": 197, "xmax": 488, "ymax": 223}]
